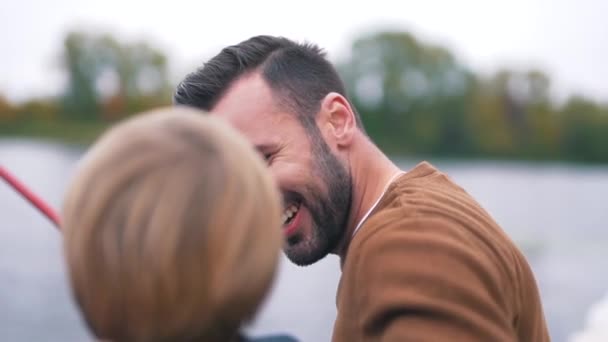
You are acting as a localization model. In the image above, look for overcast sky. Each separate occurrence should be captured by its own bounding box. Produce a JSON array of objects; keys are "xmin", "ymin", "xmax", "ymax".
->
[{"xmin": 1, "ymin": 0, "xmax": 606, "ymax": 103}]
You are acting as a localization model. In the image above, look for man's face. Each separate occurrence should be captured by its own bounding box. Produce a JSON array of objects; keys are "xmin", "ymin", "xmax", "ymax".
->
[{"xmin": 211, "ymin": 74, "xmax": 352, "ymax": 266}]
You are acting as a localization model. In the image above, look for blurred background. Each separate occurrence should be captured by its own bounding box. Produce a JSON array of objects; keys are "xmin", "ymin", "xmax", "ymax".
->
[{"xmin": 1, "ymin": 0, "xmax": 607, "ymax": 341}]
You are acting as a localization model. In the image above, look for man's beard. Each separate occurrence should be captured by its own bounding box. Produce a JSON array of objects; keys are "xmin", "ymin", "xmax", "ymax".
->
[{"xmin": 284, "ymin": 134, "xmax": 352, "ymax": 266}]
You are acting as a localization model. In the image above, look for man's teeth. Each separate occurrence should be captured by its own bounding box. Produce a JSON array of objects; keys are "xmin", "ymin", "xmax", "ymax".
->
[{"xmin": 282, "ymin": 204, "xmax": 299, "ymax": 225}]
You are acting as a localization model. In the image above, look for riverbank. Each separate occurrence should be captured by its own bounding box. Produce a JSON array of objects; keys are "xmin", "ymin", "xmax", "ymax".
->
[
  {"xmin": 1, "ymin": 119, "xmax": 607, "ymax": 166},
  {"xmin": 0, "ymin": 120, "xmax": 111, "ymax": 146}
]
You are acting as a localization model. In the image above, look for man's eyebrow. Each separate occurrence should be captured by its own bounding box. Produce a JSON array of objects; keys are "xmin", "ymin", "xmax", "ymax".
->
[{"xmin": 254, "ymin": 142, "xmax": 277, "ymax": 151}]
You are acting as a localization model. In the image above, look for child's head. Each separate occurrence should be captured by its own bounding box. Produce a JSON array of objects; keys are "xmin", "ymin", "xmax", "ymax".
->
[{"xmin": 61, "ymin": 106, "xmax": 283, "ymax": 341}]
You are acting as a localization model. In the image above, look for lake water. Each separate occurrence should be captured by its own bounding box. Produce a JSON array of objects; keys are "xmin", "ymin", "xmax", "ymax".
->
[{"xmin": 1, "ymin": 138, "xmax": 607, "ymax": 342}]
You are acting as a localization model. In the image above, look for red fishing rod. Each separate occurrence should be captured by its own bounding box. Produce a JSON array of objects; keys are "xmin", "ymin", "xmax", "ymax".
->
[{"xmin": 0, "ymin": 165, "xmax": 61, "ymax": 228}]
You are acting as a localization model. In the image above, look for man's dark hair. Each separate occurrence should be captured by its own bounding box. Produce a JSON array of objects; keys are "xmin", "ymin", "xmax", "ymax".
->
[{"xmin": 173, "ymin": 35, "xmax": 364, "ymax": 132}]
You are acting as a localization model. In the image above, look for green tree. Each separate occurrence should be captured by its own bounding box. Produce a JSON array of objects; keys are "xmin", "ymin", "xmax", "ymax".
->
[
  {"xmin": 62, "ymin": 32, "xmax": 100, "ymax": 120},
  {"xmin": 560, "ymin": 96, "xmax": 608, "ymax": 162},
  {"xmin": 61, "ymin": 30, "xmax": 170, "ymax": 121},
  {"xmin": 338, "ymin": 31, "xmax": 474, "ymax": 156}
]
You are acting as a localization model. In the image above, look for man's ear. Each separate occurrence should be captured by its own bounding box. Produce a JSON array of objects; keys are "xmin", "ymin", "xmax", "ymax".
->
[{"xmin": 317, "ymin": 92, "xmax": 356, "ymax": 148}]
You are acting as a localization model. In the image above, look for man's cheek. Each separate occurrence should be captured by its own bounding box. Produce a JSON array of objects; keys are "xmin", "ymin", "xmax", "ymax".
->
[{"xmin": 271, "ymin": 164, "xmax": 302, "ymax": 188}]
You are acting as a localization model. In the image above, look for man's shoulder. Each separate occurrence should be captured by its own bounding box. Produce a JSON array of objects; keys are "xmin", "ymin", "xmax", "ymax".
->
[
  {"xmin": 357, "ymin": 162, "xmax": 486, "ymax": 245},
  {"xmin": 346, "ymin": 161, "xmax": 524, "ymax": 286},
  {"xmin": 395, "ymin": 161, "xmax": 471, "ymax": 201},
  {"xmin": 336, "ymin": 166, "xmax": 549, "ymax": 342},
  {"xmin": 391, "ymin": 160, "xmax": 513, "ymax": 229},
  {"xmin": 340, "ymin": 200, "xmax": 522, "ymax": 315},
  {"xmin": 352, "ymin": 209, "xmax": 477, "ymax": 262}
]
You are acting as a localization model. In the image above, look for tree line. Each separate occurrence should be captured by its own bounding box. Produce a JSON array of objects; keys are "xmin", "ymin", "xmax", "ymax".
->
[{"xmin": 1, "ymin": 29, "xmax": 607, "ymax": 163}]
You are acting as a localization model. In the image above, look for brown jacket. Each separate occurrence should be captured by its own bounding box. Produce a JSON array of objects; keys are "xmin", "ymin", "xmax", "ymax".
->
[{"xmin": 332, "ymin": 162, "xmax": 549, "ymax": 341}]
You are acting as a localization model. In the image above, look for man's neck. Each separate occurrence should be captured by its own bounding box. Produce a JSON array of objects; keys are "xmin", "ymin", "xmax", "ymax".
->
[{"xmin": 333, "ymin": 136, "xmax": 401, "ymax": 262}]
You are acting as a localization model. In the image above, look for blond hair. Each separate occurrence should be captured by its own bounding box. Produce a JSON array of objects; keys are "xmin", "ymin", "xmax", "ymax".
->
[{"xmin": 61, "ymin": 106, "xmax": 282, "ymax": 341}]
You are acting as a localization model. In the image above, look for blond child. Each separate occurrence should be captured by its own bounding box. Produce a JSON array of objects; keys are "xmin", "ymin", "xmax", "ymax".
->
[{"xmin": 61, "ymin": 107, "xmax": 292, "ymax": 341}]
